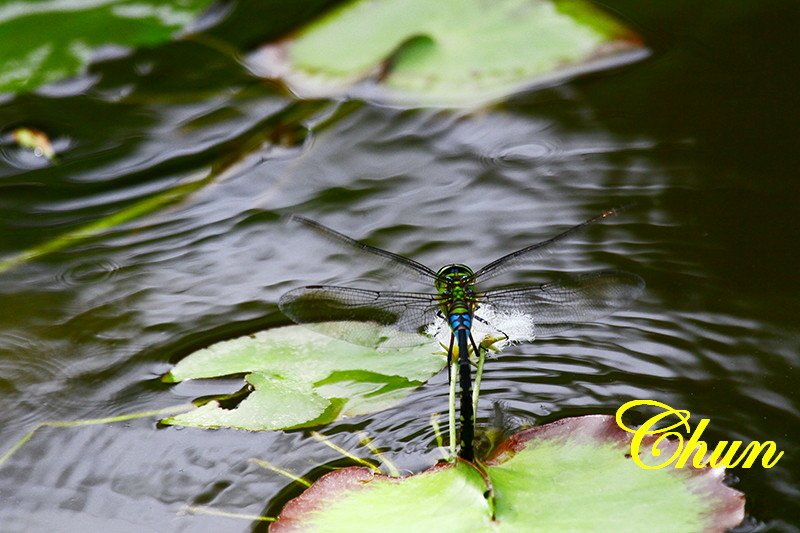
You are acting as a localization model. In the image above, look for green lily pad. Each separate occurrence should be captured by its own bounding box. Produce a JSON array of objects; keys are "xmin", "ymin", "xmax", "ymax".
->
[
  {"xmin": 0, "ymin": 0, "xmax": 216, "ymax": 93},
  {"xmin": 252, "ymin": 0, "xmax": 649, "ymax": 107},
  {"xmin": 270, "ymin": 416, "xmax": 745, "ymax": 532},
  {"xmin": 162, "ymin": 324, "xmax": 445, "ymax": 430},
  {"xmin": 484, "ymin": 416, "xmax": 745, "ymax": 531},
  {"xmin": 272, "ymin": 462, "xmax": 492, "ymax": 532}
]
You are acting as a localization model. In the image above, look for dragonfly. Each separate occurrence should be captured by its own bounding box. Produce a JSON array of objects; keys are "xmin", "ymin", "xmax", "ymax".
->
[{"xmin": 279, "ymin": 211, "xmax": 644, "ymax": 461}]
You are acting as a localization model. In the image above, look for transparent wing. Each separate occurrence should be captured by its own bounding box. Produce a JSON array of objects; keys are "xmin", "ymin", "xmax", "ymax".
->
[
  {"xmin": 477, "ymin": 271, "xmax": 644, "ymax": 340},
  {"xmin": 279, "ymin": 285, "xmax": 443, "ymax": 349},
  {"xmin": 287, "ymin": 215, "xmax": 438, "ymax": 284},
  {"xmin": 472, "ymin": 209, "xmax": 621, "ymax": 284}
]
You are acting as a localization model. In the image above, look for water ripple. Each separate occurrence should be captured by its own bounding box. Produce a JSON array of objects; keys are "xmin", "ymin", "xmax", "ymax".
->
[
  {"xmin": 0, "ymin": 14, "xmax": 798, "ymax": 529},
  {"xmin": 58, "ymin": 259, "xmax": 122, "ymax": 286},
  {"xmin": 482, "ymin": 139, "xmax": 561, "ymax": 167}
]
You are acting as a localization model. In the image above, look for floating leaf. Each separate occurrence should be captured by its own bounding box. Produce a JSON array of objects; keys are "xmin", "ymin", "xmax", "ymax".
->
[
  {"xmin": 271, "ymin": 462, "xmax": 491, "ymax": 533},
  {"xmin": 162, "ymin": 325, "xmax": 445, "ymax": 430},
  {"xmin": 252, "ymin": 0, "xmax": 649, "ymax": 107},
  {"xmin": 270, "ymin": 416, "xmax": 745, "ymax": 532},
  {"xmin": 0, "ymin": 0, "xmax": 216, "ymax": 93},
  {"xmin": 484, "ymin": 416, "xmax": 745, "ymax": 532}
]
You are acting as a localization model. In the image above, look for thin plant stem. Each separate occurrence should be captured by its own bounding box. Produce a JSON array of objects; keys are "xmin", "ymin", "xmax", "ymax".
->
[
  {"xmin": 472, "ymin": 344, "xmax": 487, "ymax": 419},
  {"xmin": 429, "ymin": 413, "xmax": 449, "ymax": 460},
  {"xmin": 181, "ymin": 505, "xmax": 275, "ymax": 522},
  {"xmin": 0, "ymin": 404, "xmax": 193, "ymax": 468},
  {"xmin": 357, "ymin": 432, "xmax": 400, "ymax": 477},
  {"xmin": 448, "ymin": 359, "xmax": 458, "ymax": 459},
  {"xmin": 249, "ymin": 458, "xmax": 311, "ymax": 487},
  {"xmin": 310, "ymin": 431, "xmax": 381, "ymax": 473}
]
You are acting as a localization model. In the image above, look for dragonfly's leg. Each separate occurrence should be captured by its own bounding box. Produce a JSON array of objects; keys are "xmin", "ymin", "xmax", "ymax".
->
[
  {"xmin": 473, "ymin": 314, "xmax": 491, "ymax": 326},
  {"xmin": 468, "ymin": 334, "xmax": 481, "ymax": 359},
  {"xmin": 467, "ymin": 333, "xmax": 484, "ymax": 376},
  {"xmin": 473, "ymin": 314, "xmax": 510, "ymax": 345},
  {"xmin": 473, "ymin": 314, "xmax": 509, "ymax": 338}
]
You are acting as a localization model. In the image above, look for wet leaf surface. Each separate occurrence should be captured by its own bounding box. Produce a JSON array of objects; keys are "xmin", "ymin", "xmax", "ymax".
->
[
  {"xmin": 271, "ymin": 416, "xmax": 745, "ymax": 532},
  {"xmin": 252, "ymin": 0, "xmax": 648, "ymax": 106},
  {"xmin": 163, "ymin": 325, "xmax": 445, "ymax": 430}
]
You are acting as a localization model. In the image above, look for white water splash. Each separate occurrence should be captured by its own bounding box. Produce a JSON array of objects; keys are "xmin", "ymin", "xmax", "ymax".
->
[{"xmin": 424, "ymin": 304, "xmax": 538, "ymax": 353}]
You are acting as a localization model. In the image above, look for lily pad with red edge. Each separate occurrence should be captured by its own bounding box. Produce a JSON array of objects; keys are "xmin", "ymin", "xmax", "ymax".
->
[
  {"xmin": 269, "ymin": 415, "xmax": 745, "ymax": 532},
  {"xmin": 271, "ymin": 462, "xmax": 492, "ymax": 533},
  {"xmin": 250, "ymin": 0, "xmax": 649, "ymax": 108},
  {"xmin": 161, "ymin": 324, "xmax": 445, "ymax": 431},
  {"xmin": 485, "ymin": 416, "xmax": 745, "ymax": 532}
]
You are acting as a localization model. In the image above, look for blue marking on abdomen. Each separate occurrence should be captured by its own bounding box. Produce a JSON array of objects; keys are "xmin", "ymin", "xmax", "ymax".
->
[{"xmin": 449, "ymin": 313, "xmax": 472, "ymax": 331}]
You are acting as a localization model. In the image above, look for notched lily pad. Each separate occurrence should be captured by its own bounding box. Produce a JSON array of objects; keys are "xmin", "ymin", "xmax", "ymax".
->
[
  {"xmin": 251, "ymin": 0, "xmax": 649, "ymax": 107},
  {"xmin": 270, "ymin": 415, "xmax": 745, "ymax": 532},
  {"xmin": 161, "ymin": 324, "xmax": 444, "ymax": 430}
]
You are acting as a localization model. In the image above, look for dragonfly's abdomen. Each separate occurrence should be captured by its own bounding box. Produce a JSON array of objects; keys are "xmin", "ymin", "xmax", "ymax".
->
[{"xmin": 448, "ymin": 304, "xmax": 472, "ymax": 332}]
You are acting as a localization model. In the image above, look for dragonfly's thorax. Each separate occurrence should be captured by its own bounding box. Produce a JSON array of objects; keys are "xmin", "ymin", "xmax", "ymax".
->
[
  {"xmin": 435, "ymin": 264, "xmax": 475, "ymax": 294},
  {"xmin": 435, "ymin": 264, "xmax": 477, "ymax": 332}
]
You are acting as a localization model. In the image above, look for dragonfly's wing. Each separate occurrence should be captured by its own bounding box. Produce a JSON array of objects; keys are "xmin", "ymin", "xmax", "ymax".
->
[
  {"xmin": 472, "ymin": 209, "xmax": 620, "ymax": 284},
  {"xmin": 287, "ymin": 215, "xmax": 438, "ymax": 284},
  {"xmin": 477, "ymin": 271, "xmax": 644, "ymax": 341},
  {"xmin": 279, "ymin": 285, "xmax": 443, "ymax": 350}
]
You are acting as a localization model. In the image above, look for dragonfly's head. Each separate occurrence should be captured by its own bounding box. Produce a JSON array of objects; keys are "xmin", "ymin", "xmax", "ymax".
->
[{"xmin": 435, "ymin": 264, "xmax": 475, "ymax": 295}]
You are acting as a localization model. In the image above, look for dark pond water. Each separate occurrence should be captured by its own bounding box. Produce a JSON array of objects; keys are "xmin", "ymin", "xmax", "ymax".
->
[{"xmin": 1, "ymin": 1, "xmax": 799, "ymax": 531}]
